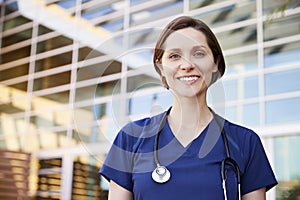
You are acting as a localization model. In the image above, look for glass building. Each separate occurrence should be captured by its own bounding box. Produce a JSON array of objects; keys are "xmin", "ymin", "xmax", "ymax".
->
[{"xmin": 0, "ymin": 0, "xmax": 299, "ymax": 199}]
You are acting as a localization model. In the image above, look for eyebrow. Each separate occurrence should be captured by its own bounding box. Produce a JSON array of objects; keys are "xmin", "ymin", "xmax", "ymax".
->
[{"xmin": 165, "ymin": 45, "xmax": 208, "ymax": 52}]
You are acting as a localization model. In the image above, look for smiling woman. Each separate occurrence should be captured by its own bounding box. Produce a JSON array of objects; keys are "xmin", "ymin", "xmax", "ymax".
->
[{"xmin": 99, "ymin": 16, "xmax": 277, "ymax": 200}]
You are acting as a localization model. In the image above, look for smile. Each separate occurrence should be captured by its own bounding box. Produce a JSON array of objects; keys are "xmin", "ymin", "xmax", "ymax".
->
[{"xmin": 178, "ymin": 75, "xmax": 200, "ymax": 82}]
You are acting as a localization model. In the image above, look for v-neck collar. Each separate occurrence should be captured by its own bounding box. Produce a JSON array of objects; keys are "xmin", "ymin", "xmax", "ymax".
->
[{"xmin": 163, "ymin": 118, "xmax": 213, "ymax": 154}]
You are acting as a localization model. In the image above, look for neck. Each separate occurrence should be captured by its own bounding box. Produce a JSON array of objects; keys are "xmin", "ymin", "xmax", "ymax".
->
[{"xmin": 169, "ymin": 93, "xmax": 213, "ymax": 131}]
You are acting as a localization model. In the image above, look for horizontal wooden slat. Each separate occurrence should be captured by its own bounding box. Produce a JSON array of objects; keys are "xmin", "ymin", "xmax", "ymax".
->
[{"xmin": 0, "ymin": 149, "xmax": 30, "ymax": 199}]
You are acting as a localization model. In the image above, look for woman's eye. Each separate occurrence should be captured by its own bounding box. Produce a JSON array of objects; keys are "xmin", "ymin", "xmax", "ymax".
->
[
  {"xmin": 169, "ymin": 54, "xmax": 180, "ymax": 59},
  {"xmin": 194, "ymin": 51, "xmax": 205, "ymax": 57}
]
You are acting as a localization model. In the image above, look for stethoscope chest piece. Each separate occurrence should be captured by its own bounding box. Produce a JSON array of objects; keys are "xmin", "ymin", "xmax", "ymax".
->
[{"xmin": 152, "ymin": 166, "xmax": 171, "ymax": 183}]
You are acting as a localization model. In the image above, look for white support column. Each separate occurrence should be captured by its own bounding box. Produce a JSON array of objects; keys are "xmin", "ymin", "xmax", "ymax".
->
[{"xmin": 60, "ymin": 153, "xmax": 74, "ymax": 200}]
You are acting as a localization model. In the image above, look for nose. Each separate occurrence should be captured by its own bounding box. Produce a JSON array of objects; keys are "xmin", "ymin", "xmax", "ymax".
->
[{"xmin": 180, "ymin": 57, "xmax": 195, "ymax": 71}]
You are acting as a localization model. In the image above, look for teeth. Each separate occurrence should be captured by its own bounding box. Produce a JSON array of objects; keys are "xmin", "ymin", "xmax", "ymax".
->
[{"xmin": 179, "ymin": 76, "xmax": 199, "ymax": 81}]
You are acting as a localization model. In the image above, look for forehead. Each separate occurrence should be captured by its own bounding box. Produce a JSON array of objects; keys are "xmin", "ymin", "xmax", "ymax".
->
[{"xmin": 163, "ymin": 27, "xmax": 209, "ymax": 50}]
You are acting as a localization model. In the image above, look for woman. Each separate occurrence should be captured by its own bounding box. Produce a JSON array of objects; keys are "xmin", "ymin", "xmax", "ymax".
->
[{"xmin": 100, "ymin": 16, "xmax": 277, "ymax": 200}]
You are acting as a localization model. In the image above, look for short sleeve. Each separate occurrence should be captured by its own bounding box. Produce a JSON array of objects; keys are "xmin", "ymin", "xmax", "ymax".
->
[
  {"xmin": 99, "ymin": 125, "xmax": 136, "ymax": 192},
  {"xmin": 241, "ymin": 132, "xmax": 277, "ymax": 195}
]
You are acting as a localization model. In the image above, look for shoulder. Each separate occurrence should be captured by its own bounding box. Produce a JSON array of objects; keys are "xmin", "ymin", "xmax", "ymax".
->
[
  {"xmin": 223, "ymin": 117, "xmax": 260, "ymax": 141},
  {"xmin": 121, "ymin": 111, "xmax": 165, "ymax": 138}
]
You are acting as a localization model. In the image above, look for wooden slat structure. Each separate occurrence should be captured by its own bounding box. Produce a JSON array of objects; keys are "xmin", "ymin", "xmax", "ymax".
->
[{"xmin": 0, "ymin": 149, "xmax": 31, "ymax": 200}]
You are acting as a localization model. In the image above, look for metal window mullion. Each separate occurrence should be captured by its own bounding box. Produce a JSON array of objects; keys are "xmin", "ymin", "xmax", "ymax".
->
[
  {"xmin": 22, "ymin": 19, "xmax": 39, "ymax": 151},
  {"xmin": 256, "ymin": 0, "xmax": 265, "ymax": 127}
]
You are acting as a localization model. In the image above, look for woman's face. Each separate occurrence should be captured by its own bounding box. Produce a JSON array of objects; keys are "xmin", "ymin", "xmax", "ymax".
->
[{"xmin": 160, "ymin": 27, "xmax": 218, "ymax": 98}]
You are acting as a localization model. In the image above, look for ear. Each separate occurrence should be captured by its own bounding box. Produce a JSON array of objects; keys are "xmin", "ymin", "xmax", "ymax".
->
[
  {"xmin": 212, "ymin": 56, "xmax": 220, "ymax": 73},
  {"xmin": 155, "ymin": 59, "xmax": 165, "ymax": 76}
]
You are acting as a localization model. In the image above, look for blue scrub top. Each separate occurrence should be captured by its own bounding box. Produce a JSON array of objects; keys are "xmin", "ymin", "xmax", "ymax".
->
[{"xmin": 99, "ymin": 111, "xmax": 277, "ymax": 199}]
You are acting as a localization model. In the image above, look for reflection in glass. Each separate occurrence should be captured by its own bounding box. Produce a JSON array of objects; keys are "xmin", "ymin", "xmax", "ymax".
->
[
  {"xmin": 242, "ymin": 103, "xmax": 259, "ymax": 126},
  {"xmin": 41, "ymin": 91, "xmax": 70, "ymax": 104},
  {"xmin": 216, "ymin": 25, "xmax": 257, "ymax": 50},
  {"xmin": 225, "ymin": 50, "xmax": 258, "ymax": 75},
  {"xmin": 190, "ymin": 0, "xmax": 223, "ymax": 10},
  {"xmin": 265, "ymin": 97, "xmax": 300, "ymax": 124},
  {"xmin": 127, "ymin": 75, "xmax": 161, "ymax": 93},
  {"xmin": 264, "ymin": 14, "xmax": 300, "ymax": 41},
  {"xmin": 3, "ymin": 16, "xmax": 30, "ymax": 31},
  {"xmin": 193, "ymin": 0, "xmax": 256, "ymax": 28},
  {"xmin": 0, "ymin": 46, "xmax": 30, "ymax": 64},
  {"xmin": 244, "ymin": 76, "xmax": 259, "ymax": 98},
  {"xmin": 130, "ymin": 1, "xmax": 183, "ymax": 27},
  {"xmin": 223, "ymin": 79, "xmax": 237, "ymax": 101},
  {"xmin": 77, "ymin": 60, "xmax": 121, "ymax": 81},
  {"xmin": 2, "ymin": 28, "xmax": 32, "ymax": 47},
  {"xmin": 0, "ymin": 63, "xmax": 29, "ymax": 81},
  {"xmin": 36, "ymin": 36, "xmax": 73, "ymax": 54},
  {"xmin": 265, "ymin": 68, "xmax": 300, "ymax": 95},
  {"xmin": 33, "ymin": 71, "xmax": 71, "ymax": 91},
  {"xmin": 35, "ymin": 52, "xmax": 72, "ymax": 72},
  {"xmin": 274, "ymin": 135, "xmax": 300, "ymax": 199},
  {"xmin": 264, "ymin": 42, "xmax": 300, "ymax": 68},
  {"xmin": 78, "ymin": 46, "xmax": 104, "ymax": 62}
]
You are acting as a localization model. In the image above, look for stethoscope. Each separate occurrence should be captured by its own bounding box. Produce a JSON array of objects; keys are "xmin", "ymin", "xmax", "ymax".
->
[{"xmin": 152, "ymin": 107, "xmax": 241, "ymax": 200}]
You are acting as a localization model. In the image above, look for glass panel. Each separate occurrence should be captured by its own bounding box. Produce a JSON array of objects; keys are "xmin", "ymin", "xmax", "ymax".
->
[
  {"xmin": 128, "ymin": 91, "xmax": 172, "ymax": 116},
  {"xmin": 127, "ymin": 75, "xmax": 161, "ymax": 93},
  {"xmin": 10, "ymin": 82, "xmax": 28, "ymax": 92},
  {"xmin": 77, "ymin": 60, "xmax": 121, "ymax": 81},
  {"xmin": 35, "ymin": 51, "xmax": 72, "ymax": 72},
  {"xmin": 0, "ymin": 63, "xmax": 29, "ymax": 81},
  {"xmin": 242, "ymin": 103, "xmax": 260, "ymax": 126},
  {"xmin": 37, "ymin": 130, "xmax": 69, "ymax": 149},
  {"xmin": 128, "ymin": 28, "xmax": 160, "ymax": 49},
  {"xmin": 75, "ymin": 81, "xmax": 119, "ymax": 103},
  {"xmin": 38, "ymin": 25, "xmax": 53, "ymax": 35},
  {"xmin": 263, "ymin": 0, "xmax": 300, "ymax": 15},
  {"xmin": 130, "ymin": 0, "xmax": 148, "ymax": 6},
  {"xmin": 265, "ymin": 68, "xmax": 300, "ymax": 95},
  {"xmin": 128, "ymin": 94, "xmax": 154, "ymax": 115},
  {"xmin": 264, "ymin": 41, "xmax": 300, "ymax": 68},
  {"xmin": 5, "ymin": 1, "xmax": 18, "ymax": 15},
  {"xmin": 0, "ymin": 135, "xmax": 21, "ymax": 151},
  {"xmin": 55, "ymin": 0, "xmax": 76, "ymax": 9},
  {"xmin": 225, "ymin": 106, "xmax": 237, "ymax": 122},
  {"xmin": 274, "ymin": 135, "xmax": 300, "ymax": 199},
  {"xmin": 71, "ymin": 155, "xmax": 102, "ymax": 199},
  {"xmin": 78, "ymin": 47, "xmax": 104, "ymax": 62},
  {"xmin": 33, "ymin": 71, "xmax": 71, "ymax": 91},
  {"xmin": 0, "ymin": 115, "xmax": 26, "ymax": 150},
  {"xmin": 193, "ymin": 1, "xmax": 256, "ymax": 28},
  {"xmin": 81, "ymin": 2, "xmax": 115, "ymax": 20},
  {"xmin": 36, "ymin": 36, "xmax": 73, "ymax": 54},
  {"xmin": 3, "ymin": 16, "xmax": 30, "ymax": 31},
  {"xmin": 244, "ymin": 75, "xmax": 259, "ymax": 98},
  {"xmin": 0, "ymin": 88, "xmax": 28, "ymax": 114},
  {"xmin": 97, "ymin": 15, "xmax": 124, "ymax": 32},
  {"xmin": 223, "ymin": 79, "xmax": 237, "ymax": 101},
  {"xmin": 225, "ymin": 50, "xmax": 258, "ymax": 75},
  {"xmin": 190, "ymin": 0, "xmax": 224, "ymax": 10},
  {"xmin": 130, "ymin": 1, "xmax": 183, "ymax": 27},
  {"xmin": 265, "ymin": 97, "xmax": 300, "ymax": 124},
  {"xmin": 2, "ymin": 28, "xmax": 32, "ymax": 47},
  {"xmin": 216, "ymin": 24, "xmax": 257, "ymax": 50},
  {"xmin": 0, "ymin": 46, "xmax": 30, "ymax": 64},
  {"xmin": 0, "ymin": 103, "xmax": 26, "ymax": 116},
  {"xmin": 264, "ymin": 14, "xmax": 300, "ymax": 41},
  {"xmin": 32, "ymin": 91, "xmax": 70, "ymax": 107},
  {"xmin": 30, "ymin": 109, "xmax": 69, "ymax": 129}
]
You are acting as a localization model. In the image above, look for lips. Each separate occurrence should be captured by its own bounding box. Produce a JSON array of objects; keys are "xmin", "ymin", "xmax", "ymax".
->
[{"xmin": 178, "ymin": 75, "xmax": 200, "ymax": 82}]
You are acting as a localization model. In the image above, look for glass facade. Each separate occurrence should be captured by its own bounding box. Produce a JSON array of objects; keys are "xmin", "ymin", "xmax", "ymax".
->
[{"xmin": 0, "ymin": 0, "xmax": 299, "ymax": 199}]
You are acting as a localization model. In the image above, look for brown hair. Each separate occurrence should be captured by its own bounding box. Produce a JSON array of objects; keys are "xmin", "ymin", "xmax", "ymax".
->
[{"xmin": 153, "ymin": 16, "xmax": 225, "ymax": 85}]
